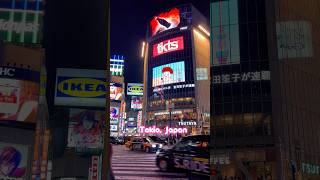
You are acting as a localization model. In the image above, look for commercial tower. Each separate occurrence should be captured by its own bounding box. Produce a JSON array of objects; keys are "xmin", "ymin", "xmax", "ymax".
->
[
  {"xmin": 210, "ymin": 0, "xmax": 320, "ymax": 179},
  {"xmin": 143, "ymin": 4, "xmax": 210, "ymax": 135},
  {"xmin": 0, "ymin": 0, "xmax": 46, "ymax": 179}
]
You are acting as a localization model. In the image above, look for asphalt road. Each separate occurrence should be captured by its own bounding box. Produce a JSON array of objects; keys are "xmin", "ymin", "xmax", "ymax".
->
[{"xmin": 111, "ymin": 145, "xmax": 208, "ymax": 180}]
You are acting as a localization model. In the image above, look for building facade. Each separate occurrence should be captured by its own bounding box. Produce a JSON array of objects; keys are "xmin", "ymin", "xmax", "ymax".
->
[
  {"xmin": 143, "ymin": 4, "xmax": 210, "ymax": 136},
  {"xmin": 210, "ymin": 0, "xmax": 320, "ymax": 179}
]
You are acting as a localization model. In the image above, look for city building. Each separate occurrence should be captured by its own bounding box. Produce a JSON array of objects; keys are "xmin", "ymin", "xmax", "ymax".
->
[
  {"xmin": 0, "ymin": 0, "xmax": 46, "ymax": 179},
  {"xmin": 142, "ymin": 4, "xmax": 210, "ymax": 136},
  {"xmin": 110, "ymin": 55, "xmax": 125, "ymax": 136},
  {"xmin": 210, "ymin": 0, "xmax": 320, "ymax": 179}
]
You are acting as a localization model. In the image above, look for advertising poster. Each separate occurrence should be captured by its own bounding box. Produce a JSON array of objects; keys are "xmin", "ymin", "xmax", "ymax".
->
[
  {"xmin": 152, "ymin": 61, "xmax": 185, "ymax": 87},
  {"xmin": 150, "ymin": 7, "xmax": 180, "ymax": 36},
  {"xmin": 127, "ymin": 83, "xmax": 143, "ymax": 96},
  {"xmin": 0, "ymin": 67, "xmax": 40, "ymax": 123},
  {"xmin": 110, "ymin": 107, "xmax": 119, "ymax": 119},
  {"xmin": 0, "ymin": 142, "xmax": 29, "ymax": 179},
  {"xmin": 211, "ymin": 0, "xmax": 240, "ymax": 66},
  {"xmin": 110, "ymin": 83, "xmax": 123, "ymax": 101},
  {"xmin": 131, "ymin": 96, "xmax": 143, "ymax": 110},
  {"xmin": 276, "ymin": 21, "xmax": 313, "ymax": 59},
  {"xmin": 67, "ymin": 109, "xmax": 104, "ymax": 153},
  {"xmin": 54, "ymin": 68, "xmax": 106, "ymax": 107}
]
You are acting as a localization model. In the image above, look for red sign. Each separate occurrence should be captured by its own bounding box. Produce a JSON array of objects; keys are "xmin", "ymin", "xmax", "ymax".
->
[
  {"xmin": 153, "ymin": 36, "xmax": 184, "ymax": 57},
  {"xmin": 150, "ymin": 8, "xmax": 180, "ymax": 36},
  {"xmin": 91, "ymin": 156, "xmax": 99, "ymax": 180}
]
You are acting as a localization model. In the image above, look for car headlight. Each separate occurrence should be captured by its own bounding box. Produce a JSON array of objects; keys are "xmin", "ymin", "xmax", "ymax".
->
[
  {"xmin": 152, "ymin": 144, "xmax": 156, "ymax": 148},
  {"xmin": 159, "ymin": 144, "xmax": 163, "ymax": 148}
]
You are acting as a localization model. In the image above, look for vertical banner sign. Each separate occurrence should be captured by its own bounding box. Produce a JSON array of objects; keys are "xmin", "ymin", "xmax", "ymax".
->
[
  {"xmin": 32, "ymin": 130, "xmax": 50, "ymax": 180},
  {"xmin": 91, "ymin": 156, "xmax": 99, "ymax": 180}
]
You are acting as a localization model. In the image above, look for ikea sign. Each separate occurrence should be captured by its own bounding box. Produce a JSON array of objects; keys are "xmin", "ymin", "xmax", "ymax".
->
[
  {"xmin": 54, "ymin": 68, "xmax": 107, "ymax": 107},
  {"xmin": 127, "ymin": 83, "xmax": 143, "ymax": 96}
]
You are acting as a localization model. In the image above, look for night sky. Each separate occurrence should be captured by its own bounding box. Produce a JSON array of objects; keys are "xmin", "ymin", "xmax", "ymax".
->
[
  {"xmin": 110, "ymin": 0, "xmax": 210, "ymax": 84},
  {"xmin": 44, "ymin": 0, "xmax": 209, "ymax": 108}
]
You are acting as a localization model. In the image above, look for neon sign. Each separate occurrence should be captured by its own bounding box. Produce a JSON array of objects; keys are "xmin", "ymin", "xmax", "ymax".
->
[
  {"xmin": 139, "ymin": 126, "xmax": 187, "ymax": 135},
  {"xmin": 153, "ymin": 36, "xmax": 184, "ymax": 57}
]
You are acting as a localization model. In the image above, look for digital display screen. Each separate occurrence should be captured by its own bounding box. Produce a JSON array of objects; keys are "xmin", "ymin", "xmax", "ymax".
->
[
  {"xmin": 150, "ymin": 8, "xmax": 180, "ymax": 36},
  {"xmin": 152, "ymin": 61, "xmax": 185, "ymax": 87}
]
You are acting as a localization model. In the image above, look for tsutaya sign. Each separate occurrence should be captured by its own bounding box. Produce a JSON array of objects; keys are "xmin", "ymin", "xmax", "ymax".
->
[
  {"xmin": 153, "ymin": 36, "xmax": 184, "ymax": 57},
  {"xmin": 139, "ymin": 126, "xmax": 187, "ymax": 135},
  {"xmin": 212, "ymin": 71, "xmax": 271, "ymax": 84}
]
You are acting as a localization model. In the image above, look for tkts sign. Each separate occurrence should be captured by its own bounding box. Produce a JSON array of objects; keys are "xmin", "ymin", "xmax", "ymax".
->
[{"xmin": 153, "ymin": 36, "xmax": 184, "ymax": 57}]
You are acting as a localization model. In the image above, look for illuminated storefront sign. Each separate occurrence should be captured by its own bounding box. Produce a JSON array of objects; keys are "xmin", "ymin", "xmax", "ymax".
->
[
  {"xmin": 153, "ymin": 36, "xmax": 184, "ymax": 57},
  {"xmin": 110, "ymin": 57, "xmax": 125, "ymax": 76},
  {"xmin": 152, "ymin": 61, "xmax": 185, "ymax": 87},
  {"xmin": 110, "ymin": 125, "xmax": 118, "ymax": 131},
  {"xmin": 153, "ymin": 84, "xmax": 194, "ymax": 93},
  {"xmin": 127, "ymin": 83, "xmax": 143, "ymax": 96},
  {"xmin": 212, "ymin": 71, "xmax": 271, "ymax": 84},
  {"xmin": 150, "ymin": 8, "xmax": 180, "ymax": 36},
  {"xmin": 54, "ymin": 68, "xmax": 106, "ymax": 107},
  {"xmin": 131, "ymin": 96, "xmax": 143, "ymax": 109},
  {"xmin": 139, "ymin": 126, "xmax": 188, "ymax": 135},
  {"xmin": 154, "ymin": 111, "xmax": 182, "ymax": 116},
  {"xmin": 0, "ymin": 7, "xmax": 43, "ymax": 44},
  {"xmin": 178, "ymin": 121, "xmax": 197, "ymax": 126}
]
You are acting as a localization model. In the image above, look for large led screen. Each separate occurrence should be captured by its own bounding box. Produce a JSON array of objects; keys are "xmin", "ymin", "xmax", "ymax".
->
[
  {"xmin": 150, "ymin": 8, "xmax": 180, "ymax": 36},
  {"xmin": 0, "ymin": 142, "xmax": 29, "ymax": 179},
  {"xmin": 152, "ymin": 61, "xmax": 185, "ymax": 87},
  {"xmin": 110, "ymin": 83, "xmax": 123, "ymax": 101},
  {"xmin": 67, "ymin": 109, "xmax": 104, "ymax": 152}
]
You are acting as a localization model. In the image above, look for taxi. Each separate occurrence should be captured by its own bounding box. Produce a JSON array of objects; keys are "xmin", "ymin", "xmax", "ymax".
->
[
  {"xmin": 125, "ymin": 136, "xmax": 163, "ymax": 153},
  {"xmin": 156, "ymin": 135, "xmax": 210, "ymax": 177}
]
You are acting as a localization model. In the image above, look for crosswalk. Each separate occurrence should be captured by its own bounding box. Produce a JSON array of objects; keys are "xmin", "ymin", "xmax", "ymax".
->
[{"xmin": 111, "ymin": 145, "xmax": 188, "ymax": 180}]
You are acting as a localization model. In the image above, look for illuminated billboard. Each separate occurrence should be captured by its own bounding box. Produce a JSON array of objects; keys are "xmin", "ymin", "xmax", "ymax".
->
[
  {"xmin": 54, "ymin": 68, "xmax": 106, "ymax": 107},
  {"xmin": 127, "ymin": 83, "xmax": 143, "ymax": 96},
  {"xmin": 110, "ymin": 83, "xmax": 123, "ymax": 101},
  {"xmin": 0, "ymin": 142, "xmax": 29, "ymax": 179},
  {"xmin": 211, "ymin": 0, "xmax": 240, "ymax": 65},
  {"xmin": 152, "ymin": 61, "xmax": 185, "ymax": 87},
  {"xmin": 110, "ymin": 57, "xmax": 124, "ymax": 76},
  {"xmin": 110, "ymin": 107, "xmax": 119, "ymax": 119},
  {"xmin": 0, "ymin": 66, "xmax": 40, "ymax": 123},
  {"xmin": 150, "ymin": 7, "xmax": 180, "ymax": 36},
  {"xmin": 131, "ymin": 96, "xmax": 143, "ymax": 110},
  {"xmin": 67, "ymin": 109, "xmax": 103, "ymax": 152},
  {"xmin": 153, "ymin": 36, "xmax": 184, "ymax": 57},
  {"xmin": 0, "ymin": 0, "xmax": 44, "ymax": 44}
]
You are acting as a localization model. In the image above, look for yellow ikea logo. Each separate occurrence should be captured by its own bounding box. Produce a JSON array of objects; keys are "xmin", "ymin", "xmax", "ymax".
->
[
  {"xmin": 128, "ymin": 86, "xmax": 143, "ymax": 93},
  {"xmin": 57, "ymin": 78, "xmax": 106, "ymax": 98}
]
